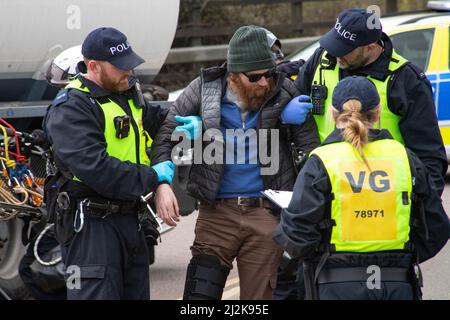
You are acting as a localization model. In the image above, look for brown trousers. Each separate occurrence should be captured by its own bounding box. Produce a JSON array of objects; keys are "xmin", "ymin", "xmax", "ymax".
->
[{"xmin": 191, "ymin": 202, "xmax": 282, "ymax": 300}]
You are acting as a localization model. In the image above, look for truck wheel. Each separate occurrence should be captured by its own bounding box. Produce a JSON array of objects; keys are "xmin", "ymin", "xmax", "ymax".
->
[{"xmin": 0, "ymin": 220, "xmax": 32, "ymax": 300}]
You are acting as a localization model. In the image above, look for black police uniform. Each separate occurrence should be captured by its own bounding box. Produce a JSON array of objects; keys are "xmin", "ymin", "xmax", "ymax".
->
[
  {"xmin": 294, "ymin": 34, "xmax": 448, "ymax": 196},
  {"xmin": 273, "ymin": 58, "xmax": 307, "ymax": 300},
  {"xmin": 273, "ymin": 129, "xmax": 450, "ymax": 300},
  {"xmin": 43, "ymin": 75, "xmax": 167, "ymax": 299}
]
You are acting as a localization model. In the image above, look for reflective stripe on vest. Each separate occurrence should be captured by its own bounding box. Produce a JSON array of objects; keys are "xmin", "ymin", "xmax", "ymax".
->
[
  {"xmin": 310, "ymin": 139, "xmax": 412, "ymax": 252},
  {"xmin": 65, "ymin": 78, "xmax": 152, "ymax": 180},
  {"xmin": 312, "ymin": 50, "xmax": 408, "ymax": 143}
]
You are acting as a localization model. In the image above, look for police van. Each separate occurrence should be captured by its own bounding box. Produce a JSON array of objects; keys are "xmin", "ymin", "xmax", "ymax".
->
[{"xmin": 289, "ymin": 1, "xmax": 450, "ymax": 161}]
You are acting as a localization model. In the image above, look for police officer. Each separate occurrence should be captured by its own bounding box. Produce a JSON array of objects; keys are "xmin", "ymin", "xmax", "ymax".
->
[
  {"xmin": 43, "ymin": 27, "xmax": 175, "ymax": 300},
  {"xmin": 282, "ymin": 8, "xmax": 447, "ymax": 196},
  {"xmin": 273, "ymin": 76, "xmax": 450, "ymax": 300}
]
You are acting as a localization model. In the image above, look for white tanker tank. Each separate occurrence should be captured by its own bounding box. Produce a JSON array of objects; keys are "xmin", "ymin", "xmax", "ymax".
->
[{"xmin": 0, "ymin": 0, "xmax": 180, "ymax": 101}]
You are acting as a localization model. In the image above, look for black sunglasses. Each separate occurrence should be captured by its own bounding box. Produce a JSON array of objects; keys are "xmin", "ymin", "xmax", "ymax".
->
[{"xmin": 243, "ymin": 69, "xmax": 276, "ymax": 83}]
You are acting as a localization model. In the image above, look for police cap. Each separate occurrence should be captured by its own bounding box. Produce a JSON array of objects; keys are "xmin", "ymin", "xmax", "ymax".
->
[
  {"xmin": 320, "ymin": 8, "xmax": 383, "ymax": 57},
  {"xmin": 81, "ymin": 27, "xmax": 145, "ymax": 71}
]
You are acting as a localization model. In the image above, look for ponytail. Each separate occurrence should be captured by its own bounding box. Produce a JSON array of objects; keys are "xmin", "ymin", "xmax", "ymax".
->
[{"xmin": 335, "ymin": 99, "xmax": 379, "ymax": 169}]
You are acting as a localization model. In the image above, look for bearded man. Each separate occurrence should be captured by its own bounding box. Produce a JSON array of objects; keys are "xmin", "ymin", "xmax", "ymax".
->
[
  {"xmin": 44, "ymin": 27, "xmax": 175, "ymax": 299},
  {"xmin": 151, "ymin": 25, "xmax": 319, "ymax": 300}
]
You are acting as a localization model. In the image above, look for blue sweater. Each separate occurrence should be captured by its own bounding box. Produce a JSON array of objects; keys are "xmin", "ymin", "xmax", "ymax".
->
[{"xmin": 216, "ymin": 98, "xmax": 264, "ymax": 198}]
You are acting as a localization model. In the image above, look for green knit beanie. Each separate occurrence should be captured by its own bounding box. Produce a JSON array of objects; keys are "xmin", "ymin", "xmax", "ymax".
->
[{"xmin": 227, "ymin": 25, "xmax": 276, "ymax": 73}]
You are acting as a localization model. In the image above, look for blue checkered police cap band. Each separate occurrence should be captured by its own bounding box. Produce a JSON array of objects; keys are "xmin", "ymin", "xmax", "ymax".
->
[
  {"xmin": 319, "ymin": 8, "xmax": 382, "ymax": 57},
  {"xmin": 332, "ymin": 76, "xmax": 380, "ymax": 113},
  {"xmin": 81, "ymin": 27, "xmax": 145, "ymax": 71}
]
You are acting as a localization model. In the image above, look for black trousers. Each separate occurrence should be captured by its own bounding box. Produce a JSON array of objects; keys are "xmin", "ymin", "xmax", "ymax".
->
[
  {"xmin": 60, "ymin": 212, "xmax": 149, "ymax": 300},
  {"xmin": 273, "ymin": 264, "xmax": 306, "ymax": 300}
]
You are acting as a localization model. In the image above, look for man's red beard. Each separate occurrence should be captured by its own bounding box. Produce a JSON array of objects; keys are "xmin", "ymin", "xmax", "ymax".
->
[
  {"xmin": 98, "ymin": 67, "xmax": 129, "ymax": 93},
  {"xmin": 228, "ymin": 73, "xmax": 276, "ymax": 111}
]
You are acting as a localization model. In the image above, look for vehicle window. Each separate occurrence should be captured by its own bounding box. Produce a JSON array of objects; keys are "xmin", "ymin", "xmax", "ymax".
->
[
  {"xmin": 287, "ymin": 41, "xmax": 320, "ymax": 62},
  {"xmin": 390, "ymin": 28, "xmax": 435, "ymax": 70}
]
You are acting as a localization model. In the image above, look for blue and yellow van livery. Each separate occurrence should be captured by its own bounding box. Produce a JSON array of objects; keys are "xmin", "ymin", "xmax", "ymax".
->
[{"xmin": 388, "ymin": 18, "xmax": 450, "ymax": 159}]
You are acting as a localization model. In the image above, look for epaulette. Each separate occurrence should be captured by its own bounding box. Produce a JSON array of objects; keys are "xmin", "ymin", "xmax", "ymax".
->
[
  {"xmin": 51, "ymin": 89, "xmax": 69, "ymax": 107},
  {"xmin": 407, "ymin": 63, "xmax": 427, "ymax": 80}
]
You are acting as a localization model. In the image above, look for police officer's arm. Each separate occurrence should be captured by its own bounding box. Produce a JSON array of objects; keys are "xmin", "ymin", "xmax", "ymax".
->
[
  {"xmin": 288, "ymin": 114, "xmax": 320, "ymax": 157},
  {"xmin": 151, "ymin": 77, "xmax": 202, "ymax": 164},
  {"xmin": 407, "ymin": 150, "xmax": 450, "ymax": 263},
  {"xmin": 276, "ymin": 59, "xmax": 305, "ymax": 79},
  {"xmin": 45, "ymin": 96, "xmax": 159, "ymax": 201},
  {"xmin": 293, "ymin": 47, "xmax": 325, "ymax": 95},
  {"xmin": 273, "ymin": 155, "xmax": 330, "ymax": 260},
  {"xmin": 142, "ymin": 102, "xmax": 169, "ymax": 139},
  {"xmin": 390, "ymin": 64, "xmax": 448, "ymax": 196}
]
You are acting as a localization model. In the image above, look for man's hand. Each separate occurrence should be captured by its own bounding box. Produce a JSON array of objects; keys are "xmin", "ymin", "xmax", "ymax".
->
[
  {"xmin": 151, "ymin": 160, "xmax": 175, "ymax": 184},
  {"xmin": 155, "ymin": 183, "xmax": 180, "ymax": 227},
  {"xmin": 174, "ymin": 115, "xmax": 201, "ymax": 140},
  {"xmin": 280, "ymin": 95, "xmax": 313, "ymax": 125}
]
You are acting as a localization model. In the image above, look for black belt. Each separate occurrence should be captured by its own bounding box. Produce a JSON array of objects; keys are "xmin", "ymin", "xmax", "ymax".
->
[
  {"xmin": 217, "ymin": 197, "xmax": 272, "ymax": 208},
  {"xmin": 318, "ymin": 267, "xmax": 410, "ymax": 284},
  {"xmin": 83, "ymin": 198, "xmax": 141, "ymax": 216}
]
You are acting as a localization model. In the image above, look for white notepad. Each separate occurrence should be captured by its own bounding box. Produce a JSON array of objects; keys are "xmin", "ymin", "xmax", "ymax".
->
[{"xmin": 261, "ymin": 189, "xmax": 293, "ymax": 209}]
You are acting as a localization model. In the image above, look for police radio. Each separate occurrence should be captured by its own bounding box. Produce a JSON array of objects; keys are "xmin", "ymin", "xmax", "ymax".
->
[
  {"xmin": 311, "ymin": 82, "xmax": 327, "ymax": 115},
  {"xmin": 134, "ymin": 80, "xmax": 146, "ymax": 108}
]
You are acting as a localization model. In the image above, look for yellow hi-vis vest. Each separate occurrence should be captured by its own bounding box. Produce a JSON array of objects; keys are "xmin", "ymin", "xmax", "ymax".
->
[
  {"xmin": 65, "ymin": 78, "xmax": 152, "ymax": 181},
  {"xmin": 310, "ymin": 139, "xmax": 412, "ymax": 252},
  {"xmin": 312, "ymin": 50, "xmax": 409, "ymax": 143}
]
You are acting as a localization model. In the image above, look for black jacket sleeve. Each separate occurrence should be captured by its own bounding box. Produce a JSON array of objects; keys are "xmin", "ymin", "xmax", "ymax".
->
[
  {"xmin": 142, "ymin": 101, "xmax": 169, "ymax": 140},
  {"xmin": 44, "ymin": 91, "xmax": 159, "ymax": 201},
  {"xmin": 389, "ymin": 64, "xmax": 447, "ymax": 196},
  {"xmin": 277, "ymin": 59, "xmax": 305, "ymax": 79},
  {"xmin": 151, "ymin": 77, "xmax": 202, "ymax": 164},
  {"xmin": 407, "ymin": 149, "xmax": 450, "ymax": 263},
  {"xmin": 289, "ymin": 114, "xmax": 320, "ymax": 156},
  {"xmin": 272, "ymin": 155, "xmax": 330, "ymax": 260},
  {"xmin": 293, "ymin": 47, "xmax": 324, "ymax": 95}
]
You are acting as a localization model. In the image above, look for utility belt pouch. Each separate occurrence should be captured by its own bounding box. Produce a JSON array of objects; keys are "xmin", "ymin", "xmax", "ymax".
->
[
  {"xmin": 43, "ymin": 171, "xmax": 69, "ymax": 224},
  {"xmin": 43, "ymin": 174, "xmax": 60, "ymax": 224},
  {"xmin": 54, "ymin": 191, "xmax": 76, "ymax": 245},
  {"xmin": 141, "ymin": 215, "xmax": 160, "ymax": 247},
  {"xmin": 279, "ymin": 251, "xmax": 299, "ymax": 276}
]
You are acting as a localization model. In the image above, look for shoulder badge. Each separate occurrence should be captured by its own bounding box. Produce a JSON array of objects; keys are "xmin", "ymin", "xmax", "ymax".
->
[
  {"xmin": 408, "ymin": 63, "xmax": 427, "ymax": 80},
  {"xmin": 51, "ymin": 90, "xmax": 69, "ymax": 107}
]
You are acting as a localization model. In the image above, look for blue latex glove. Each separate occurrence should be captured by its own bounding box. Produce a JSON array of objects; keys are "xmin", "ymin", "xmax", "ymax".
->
[
  {"xmin": 280, "ymin": 95, "xmax": 313, "ymax": 125},
  {"xmin": 151, "ymin": 160, "xmax": 175, "ymax": 184},
  {"xmin": 174, "ymin": 115, "xmax": 201, "ymax": 140}
]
